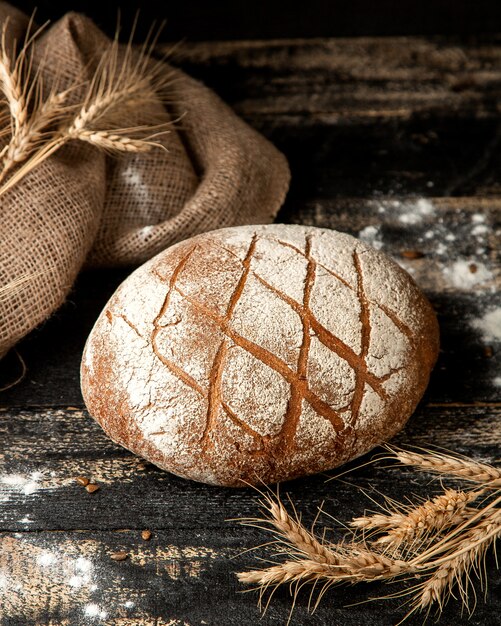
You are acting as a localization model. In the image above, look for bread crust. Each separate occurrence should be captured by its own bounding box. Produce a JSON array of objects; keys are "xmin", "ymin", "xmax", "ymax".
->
[{"xmin": 81, "ymin": 224, "xmax": 440, "ymax": 486}]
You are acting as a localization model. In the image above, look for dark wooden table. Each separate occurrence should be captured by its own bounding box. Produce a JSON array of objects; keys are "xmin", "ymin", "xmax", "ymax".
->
[{"xmin": 1, "ymin": 37, "xmax": 500, "ymax": 625}]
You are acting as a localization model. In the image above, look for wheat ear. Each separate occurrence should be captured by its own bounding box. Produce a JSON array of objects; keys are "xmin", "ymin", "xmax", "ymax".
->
[
  {"xmin": 0, "ymin": 18, "xmax": 73, "ymax": 183},
  {"xmin": 237, "ymin": 559, "xmax": 333, "ymax": 586},
  {"xmin": 0, "ymin": 19, "xmax": 28, "ymax": 135},
  {"xmin": 259, "ymin": 495, "xmax": 340, "ymax": 564},
  {"xmin": 414, "ymin": 508, "xmax": 501, "ymax": 614},
  {"xmin": 0, "ymin": 89, "xmax": 69, "ymax": 179},
  {"xmin": 352, "ymin": 488, "xmax": 481, "ymax": 553},
  {"xmin": 239, "ymin": 545, "xmax": 411, "ymax": 586},
  {"xmin": 389, "ymin": 446, "xmax": 501, "ymax": 488}
]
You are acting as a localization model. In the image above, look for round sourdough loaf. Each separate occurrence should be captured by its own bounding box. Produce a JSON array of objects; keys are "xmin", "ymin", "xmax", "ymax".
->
[{"xmin": 81, "ymin": 224, "xmax": 439, "ymax": 486}]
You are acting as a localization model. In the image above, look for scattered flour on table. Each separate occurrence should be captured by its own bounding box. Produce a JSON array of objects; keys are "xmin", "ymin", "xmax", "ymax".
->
[
  {"xmin": 396, "ymin": 198, "xmax": 435, "ymax": 224},
  {"xmin": 359, "ymin": 198, "xmax": 436, "ymax": 248},
  {"xmin": 359, "ymin": 200, "xmax": 497, "ymax": 290},
  {"xmin": 493, "ymin": 377, "xmax": 501, "ymax": 388},
  {"xmin": 84, "ymin": 604, "xmax": 107, "ymax": 619},
  {"xmin": 442, "ymin": 260, "xmax": 493, "ymax": 289},
  {"xmin": 372, "ymin": 197, "xmax": 436, "ymax": 222},
  {"xmin": 37, "ymin": 552, "xmax": 57, "ymax": 566},
  {"xmin": 471, "ymin": 308, "xmax": 501, "ymax": 343},
  {"xmin": 0, "ymin": 541, "xmax": 107, "ymax": 622},
  {"xmin": 1, "ymin": 471, "xmax": 44, "ymax": 496}
]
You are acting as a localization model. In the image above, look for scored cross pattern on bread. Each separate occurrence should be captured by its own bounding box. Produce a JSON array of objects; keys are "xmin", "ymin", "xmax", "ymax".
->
[{"xmin": 149, "ymin": 234, "xmax": 409, "ymax": 453}]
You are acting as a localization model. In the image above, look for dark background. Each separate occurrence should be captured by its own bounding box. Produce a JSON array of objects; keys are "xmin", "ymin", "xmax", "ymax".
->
[{"xmin": 12, "ymin": 0, "xmax": 501, "ymax": 41}]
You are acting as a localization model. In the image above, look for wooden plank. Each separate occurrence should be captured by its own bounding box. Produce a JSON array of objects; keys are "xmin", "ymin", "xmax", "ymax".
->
[
  {"xmin": 173, "ymin": 37, "xmax": 501, "ymax": 121},
  {"xmin": 28, "ymin": 2, "xmax": 501, "ymax": 41},
  {"xmin": 0, "ymin": 405, "xmax": 499, "ymax": 532},
  {"xmin": 1, "ymin": 527, "xmax": 498, "ymax": 626},
  {"xmin": 170, "ymin": 39, "xmax": 501, "ymax": 199}
]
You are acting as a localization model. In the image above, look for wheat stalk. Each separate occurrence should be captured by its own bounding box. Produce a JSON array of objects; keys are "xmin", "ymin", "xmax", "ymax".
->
[
  {"xmin": 0, "ymin": 348, "xmax": 26, "ymax": 391},
  {"xmin": 390, "ymin": 447, "xmax": 501, "ymax": 488},
  {"xmin": 0, "ymin": 20, "xmax": 175, "ymax": 196},
  {"xmin": 237, "ymin": 448, "xmax": 500, "ymax": 621}
]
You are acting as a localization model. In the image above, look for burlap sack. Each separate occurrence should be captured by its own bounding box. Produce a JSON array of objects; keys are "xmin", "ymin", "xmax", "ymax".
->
[{"xmin": 0, "ymin": 5, "xmax": 290, "ymax": 359}]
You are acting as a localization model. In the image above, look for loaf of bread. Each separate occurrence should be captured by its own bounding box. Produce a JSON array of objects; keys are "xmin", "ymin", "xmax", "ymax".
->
[{"xmin": 81, "ymin": 224, "xmax": 439, "ymax": 486}]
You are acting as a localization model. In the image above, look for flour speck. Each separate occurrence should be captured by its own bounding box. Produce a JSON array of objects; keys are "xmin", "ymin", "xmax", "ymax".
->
[
  {"xmin": 358, "ymin": 225, "xmax": 384, "ymax": 249},
  {"xmin": 471, "ymin": 308, "xmax": 501, "ymax": 343},
  {"xmin": 37, "ymin": 552, "xmax": 57, "ymax": 567},
  {"xmin": 472, "ymin": 224, "xmax": 489, "ymax": 236},
  {"xmin": 84, "ymin": 604, "xmax": 100, "ymax": 617},
  {"xmin": 76, "ymin": 557, "xmax": 93, "ymax": 573}
]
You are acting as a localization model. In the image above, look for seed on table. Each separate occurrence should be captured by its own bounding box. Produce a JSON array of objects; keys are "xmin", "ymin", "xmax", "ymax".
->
[
  {"xmin": 76, "ymin": 476, "xmax": 90, "ymax": 486},
  {"xmin": 469, "ymin": 263, "xmax": 478, "ymax": 274},
  {"xmin": 141, "ymin": 530, "xmax": 152, "ymax": 541},
  {"xmin": 400, "ymin": 249, "xmax": 424, "ymax": 259},
  {"xmin": 484, "ymin": 345, "xmax": 494, "ymax": 358},
  {"xmin": 110, "ymin": 551, "xmax": 128, "ymax": 561},
  {"xmin": 85, "ymin": 483, "xmax": 100, "ymax": 493}
]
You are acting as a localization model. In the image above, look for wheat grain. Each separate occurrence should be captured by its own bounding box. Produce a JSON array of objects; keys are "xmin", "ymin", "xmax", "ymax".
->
[{"xmin": 335, "ymin": 546, "xmax": 409, "ymax": 579}]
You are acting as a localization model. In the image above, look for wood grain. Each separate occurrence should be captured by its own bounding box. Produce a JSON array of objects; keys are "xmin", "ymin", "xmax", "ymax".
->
[
  {"xmin": 1, "ymin": 36, "xmax": 500, "ymax": 625},
  {"xmin": 0, "ymin": 406, "xmax": 499, "ymax": 532}
]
